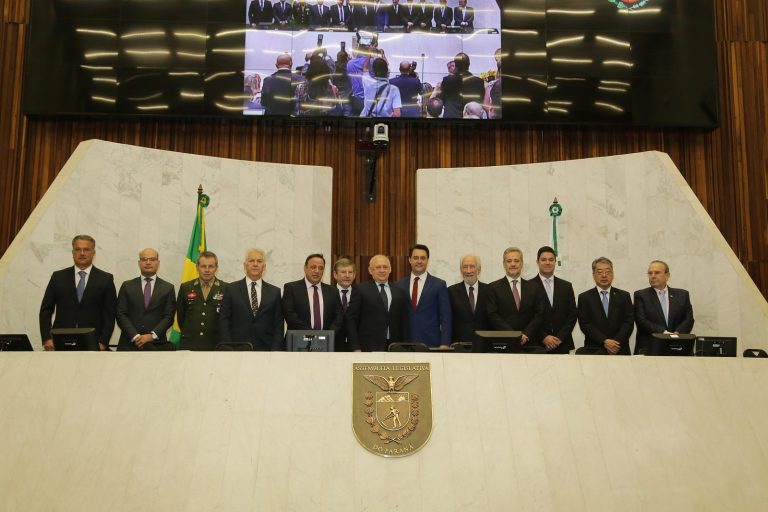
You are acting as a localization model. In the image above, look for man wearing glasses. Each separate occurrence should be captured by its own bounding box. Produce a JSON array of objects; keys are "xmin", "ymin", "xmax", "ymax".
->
[{"xmin": 116, "ymin": 248, "xmax": 176, "ymax": 351}]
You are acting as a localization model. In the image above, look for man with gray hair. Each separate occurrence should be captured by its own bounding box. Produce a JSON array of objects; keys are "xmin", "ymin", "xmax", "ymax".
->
[
  {"xmin": 39, "ymin": 234, "xmax": 117, "ymax": 351},
  {"xmin": 447, "ymin": 254, "xmax": 489, "ymax": 343},
  {"xmin": 577, "ymin": 257, "xmax": 634, "ymax": 355},
  {"xmin": 485, "ymin": 247, "xmax": 545, "ymax": 351},
  {"xmin": 219, "ymin": 248, "xmax": 284, "ymax": 351}
]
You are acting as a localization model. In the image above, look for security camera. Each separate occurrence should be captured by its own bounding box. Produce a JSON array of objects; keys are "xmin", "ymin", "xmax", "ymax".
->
[{"xmin": 372, "ymin": 123, "xmax": 389, "ymax": 147}]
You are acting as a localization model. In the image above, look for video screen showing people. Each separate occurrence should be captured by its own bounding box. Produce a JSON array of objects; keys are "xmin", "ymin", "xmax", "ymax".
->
[{"xmin": 242, "ymin": 0, "xmax": 502, "ymax": 119}]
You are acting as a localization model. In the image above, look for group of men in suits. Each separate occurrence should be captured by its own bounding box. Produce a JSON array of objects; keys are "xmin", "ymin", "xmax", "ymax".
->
[
  {"xmin": 38, "ymin": 235, "xmax": 694, "ymax": 354},
  {"xmin": 248, "ymin": 0, "xmax": 477, "ymax": 32}
]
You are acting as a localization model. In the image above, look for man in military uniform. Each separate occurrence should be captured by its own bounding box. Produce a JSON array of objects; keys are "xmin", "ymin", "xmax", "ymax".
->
[{"xmin": 176, "ymin": 251, "xmax": 227, "ymax": 350}]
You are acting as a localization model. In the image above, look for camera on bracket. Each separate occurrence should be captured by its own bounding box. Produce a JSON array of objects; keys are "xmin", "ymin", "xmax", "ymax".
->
[{"xmin": 372, "ymin": 123, "xmax": 389, "ymax": 147}]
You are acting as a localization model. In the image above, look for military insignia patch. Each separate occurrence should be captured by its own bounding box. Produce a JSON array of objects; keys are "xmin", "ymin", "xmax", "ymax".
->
[{"xmin": 352, "ymin": 363, "xmax": 432, "ymax": 457}]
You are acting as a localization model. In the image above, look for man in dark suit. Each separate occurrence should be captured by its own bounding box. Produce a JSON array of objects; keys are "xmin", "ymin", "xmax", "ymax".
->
[
  {"xmin": 273, "ymin": 0, "xmax": 293, "ymax": 27},
  {"xmin": 432, "ymin": 0, "xmax": 452, "ymax": 31},
  {"xmin": 176, "ymin": 251, "xmax": 227, "ymax": 351},
  {"xmin": 395, "ymin": 244, "xmax": 452, "ymax": 348},
  {"xmin": 452, "ymin": 0, "xmax": 473, "ymax": 31},
  {"xmin": 39, "ymin": 234, "xmax": 117, "ymax": 351},
  {"xmin": 261, "ymin": 53, "xmax": 304, "ymax": 116},
  {"xmin": 385, "ymin": 0, "xmax": 406, "ymax": 29},
  {"xmin": 329, "ymin": 0, "xmax": 352, "ymax": 27},
  {"xmin": 438, "ymin": 52, "xmax": 486, "ymax": 118},
  {"xmin": 577, "ymin": 257, "xmax": 634, "ymax": 355},
  {"xmin": 415, "ymin": 0, "xmax": 434, "ymax": 30},
  {"xmin": 349, "ymin": 0, "xmax": 376, "ymax": 30},
  {"xmin": 401, "ymin": 0, "xmax": 419, "ymax": 31},
  {"xmin": 527, "ymin": 246, "xmax": 577, "ymax": 353},
  {"xmin": 116, "ymin": 248, "xmax": 176, "ymax": 351},
  {"xmin": 309, "ymin": 0, "xmax": 331, "ymax": 27},
  {"xmin": 282, "ymin": 253, "xmax": 343, "ymax": 333},
  {"xmin": 219, "ymin": 248, "xmax": 284, "ymax": 351},
  {"xmin": 332, "ymin": 257, "xmax": 357, "ymax": 351},
  {"xmin": 633, "ymin": 260, "xmax": 694, "ymax": 355},
  {"xmin": 249, "ymin": 0, "xmax": 274, "ymax": 26},
  {"xmin": 447, "ymin": 254, "xmax": 489, "ymax": 344},
  {"xmin": 389, "ymin": 62, "xmax": 422, "ymax": 117},
  {"xmin": 346, "ymin": 254, "xmax": 409, "ymax": 351},
  {"xmin": 484, "ymin": 247, "xmax": 545, "ymax": 352}
]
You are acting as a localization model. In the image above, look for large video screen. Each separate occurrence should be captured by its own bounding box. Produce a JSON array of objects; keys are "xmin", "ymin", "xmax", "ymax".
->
[{"xmin": 23, "ymin": 0, "xmax": 718, "ymax": 126}]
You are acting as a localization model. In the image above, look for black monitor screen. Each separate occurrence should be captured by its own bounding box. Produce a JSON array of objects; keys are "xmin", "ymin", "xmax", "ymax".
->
[{"xmin": 23, "ymin": 0, "xmax": 717, "ymax": 126}]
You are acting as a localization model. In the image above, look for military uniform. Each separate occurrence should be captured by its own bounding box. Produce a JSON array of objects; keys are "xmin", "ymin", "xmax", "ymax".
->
[{"xmin": 176, "ymin": 278, "xmax": 227, "ymax": 351}]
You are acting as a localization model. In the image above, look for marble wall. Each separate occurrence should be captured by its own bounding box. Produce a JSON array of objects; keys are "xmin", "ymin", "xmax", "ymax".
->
[
  {"xmin": 1, "ymin": 352, "xmax": 766, "ymax": 512},
  {"xmin": 0, "ymin": 140, "xmax": 332, "ymax": 346},
  {"xmin": 417, "ymin": 151, "xmax": 768, "ymax": 351}
]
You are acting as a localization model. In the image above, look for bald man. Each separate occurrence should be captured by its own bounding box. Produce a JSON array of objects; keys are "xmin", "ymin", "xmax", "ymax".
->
[
  {"xmin": 116, "ymin": 248, "xmax": 176, "ymax": 351},
  {"xmin": 346, "ymin": 254, "xmax": 409, "ymax": 351},
  {"xmin": 389, "ymin": 61, "xmax": 422, "ymax": 118},
  {"xmin": 261, "ymin": 53, "xmax": 304, "ymax": 116}
]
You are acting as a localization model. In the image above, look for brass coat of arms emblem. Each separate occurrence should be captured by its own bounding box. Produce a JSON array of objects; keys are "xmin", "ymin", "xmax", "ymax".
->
[{"xmin": 352, "ymin": 363, "xmax": 433, "ymax": 457}]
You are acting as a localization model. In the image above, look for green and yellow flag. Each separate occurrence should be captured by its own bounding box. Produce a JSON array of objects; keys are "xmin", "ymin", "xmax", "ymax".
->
[{"xmin": 170, "ymin": 191, "xmax": 210, "ymax": 347}]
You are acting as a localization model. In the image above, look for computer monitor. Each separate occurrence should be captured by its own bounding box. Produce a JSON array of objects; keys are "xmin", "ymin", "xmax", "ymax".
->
[
  {"xmin": 645, "ymin": 333, "xmax": 696, "ymax": 357},
  {"xmin": 473, "ymin": 331, "xmax": 522, "ymax": 354},
  {"xmin": 285, "ymin": 330, "xmax": 335, "ymax": 352},
  {"xmin": 51, "ymin": 327, "xmax": 99, "ymax": 351},
  {"xmin": 695, "ymin": 336, "xmax": 737, "ymax": 357},
  {"xmin": 0, "ymin": 334, "xmax": 33, "ymax": 351}
]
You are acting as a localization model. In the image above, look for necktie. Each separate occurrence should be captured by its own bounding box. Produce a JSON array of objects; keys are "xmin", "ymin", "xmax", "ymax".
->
[
  {"xmin": 312, "ymin": 285, "xmax": 321, "ymax": 330},
  {"xmin": 463, "ymin": 8, "xmax": 466, "ymax": 21},
  {"xmin": 411, "ymin": 276, "xmax": 419, "ymax": 309},
  {"xmin": 468, "ymin": 285, "xmax": 475, "ymax": 313},
  {"xmin": 251, "ymin": 281, "xmax": 259, "ymax": 315},
  {"xmin": 340, "ymin": 6, "xmax": 344, "ymax": 22},
  {"xmin": 659, "ymin": 290, "xmax": 668, "ymax": 326},
  {"xmin": 544, "ymin": 278, "xmax": 553, "ymax": 306},
  {"xmin": 201, "ymin": 282, "xmax": 211, "ymax": 300},
  {"xmin": 379, "ymin": 283, "xmax": 388, "ymax": 310},
  {"xmin": 143, "ymin": 277, "xmax": 152, "ymax": 308},
  {"xmin": 341, "ymin": 289, "xmax": 348, "ymax": 310},
  {"xmin": 601, "ymin": 290, "xmax": 609, "ymax": 316},
  {"xmin": 512, "ymin": 279, "xmax": 521, "ymax": 309},
  {"xmin": 76, "ymin": 270, "xmax": 86, "ymax": 303}
]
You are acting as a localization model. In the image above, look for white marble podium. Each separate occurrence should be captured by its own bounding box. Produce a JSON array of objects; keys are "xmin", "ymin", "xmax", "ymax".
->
[{"xmin": 1, "ymin": 352, "xmax": 767, "ymax": 512}]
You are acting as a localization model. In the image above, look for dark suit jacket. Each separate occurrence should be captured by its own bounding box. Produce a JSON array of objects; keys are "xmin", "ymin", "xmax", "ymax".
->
[
  {"xmin": 261, "ymin": 68, "xmax": 303, "ymax": 116},
  {"xmin": 577, "ymin": 287, "xmax": 634, "ymax": 355},
  {"xmin": 346, "ymin": 280, "xmax": 409, "ymax": 351},
  {"xmin": 116, "ymin": 276, "xmax": 176, "ymax": 350},
  {"xmin": 273, "ymin": 1, "xmax": 293, "ymax": 23},
  {"xmin": 249, "ymin": 0, "xmax": 274, "ymax": 24},
  {"xmin": 386, "ymin": 4, "xmax": 406, "ymax": 26},
  {"xmin": 401, "ymin": 4, "xmax": 419, "ymax": 26},
  {"xmin": 439, "ymin": 72, "xmax": 486, "ymax": 118},
  {"xmin": 350, "ymin": 5, "xmax": 376, "ymax": 29},
  {"xmin": 486, "ymin": 276, "xmax": 545, "ymax": 349},
  {"xmin": 219, "ymin": 278, "xmax": 284, "ymax": 351},
  {"xmin": 416, "ymin": 3, "xmax": 434, "ymax": 28},
  {"xmin": 39, "ymin": 266, "xmax": 117, "ymax": 346},
  {"xmin": 453, "ymin": 5, "xmax": 473, "ymax": 28},
  {"xmin": 447, "ymin": 281, "xmax": 489, "ymax": 343},
  {"xmin": 309, "ymin": 4, "xmax": 331, "ymax": 26},
  {"xmin": 282, "ymin": 279, "xmax": 343, "ymax": 333},
  {"xmin": 433, "ymin": 5, "xmax": 452, "ymax": 28},
  {"xmin": 329, "ymin": 4, "xmax": 352, "ymax": 26},
  {"xmin": 334, "ymin": 283, "xmax": 356, "ymax": 351},
  {"xmin": 633, "ymin": 286, "xmax": 694, "ymax": 354},
  {"xmin": 528, "ymin": 275, "xmax": 578, "ymax": 353},
  {"xmin": 395, "ymin": 273, "xmax": 452, "ymax": 347}
]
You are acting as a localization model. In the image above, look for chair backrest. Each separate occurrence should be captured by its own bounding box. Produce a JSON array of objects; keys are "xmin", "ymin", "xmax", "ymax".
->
[
  {"xmin": 743, "ymin": 348, "xmax": 768, "ymax": 358},
  {"xmin": 216, "ymin": 342, "xmax": 254, "ymax": 351},
  {"xmin": 450, "ymin": 342, "xmax": 473, "ymax": 353}
]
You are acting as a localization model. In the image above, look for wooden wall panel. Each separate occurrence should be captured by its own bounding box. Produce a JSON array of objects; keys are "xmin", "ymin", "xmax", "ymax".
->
[{"xmin": 1, "ymin": 0, "xmax": 767, "ymax": 298}]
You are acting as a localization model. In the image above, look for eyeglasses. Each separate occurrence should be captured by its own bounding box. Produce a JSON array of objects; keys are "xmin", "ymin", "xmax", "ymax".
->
[{"xmin": 139, "ymin": 257, "xmax": 158, "ymax": 262}]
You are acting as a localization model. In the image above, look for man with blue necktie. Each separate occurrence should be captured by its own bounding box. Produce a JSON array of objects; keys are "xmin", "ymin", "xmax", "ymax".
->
[
  {"xmin": 577, "ymin": 257, "xmax": 634, "ymax": 355},
  {"xmin": 633, "ymin": 260, "xmax": 694, "ymax": 355}
]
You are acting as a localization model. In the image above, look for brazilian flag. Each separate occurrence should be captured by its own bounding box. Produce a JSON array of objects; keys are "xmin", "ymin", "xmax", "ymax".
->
[{"xmin": 169, "ymin": 192, "xmax": 209, "ymax": 347}]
